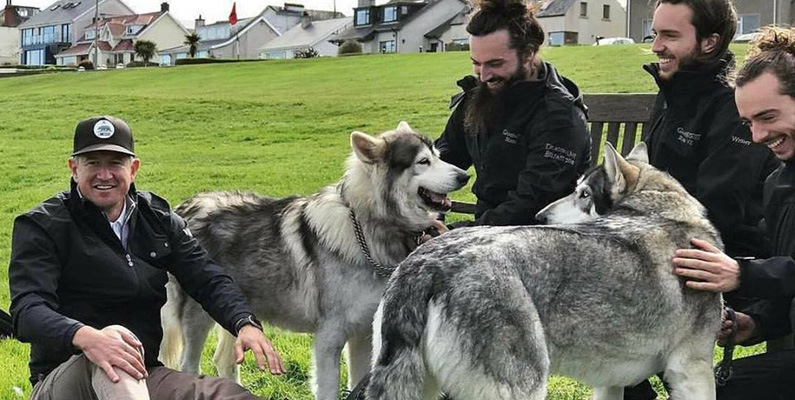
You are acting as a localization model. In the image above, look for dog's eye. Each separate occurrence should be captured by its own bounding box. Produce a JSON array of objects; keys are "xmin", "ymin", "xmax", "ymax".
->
[
  {"xmin": 417, "ymin": 158, "xmax": 430, "ymax": 165},
  {"xmin": 579, "ymin": 191, "xmax": 590, "ymax": 199}
]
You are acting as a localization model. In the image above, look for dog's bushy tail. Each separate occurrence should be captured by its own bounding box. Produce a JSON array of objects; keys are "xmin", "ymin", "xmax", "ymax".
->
[
  {"xmin": 365, "ymin": 264, "xmax": 435, "ymax": 400},
  {"xmin": 158, "ymin": 275, "xmax": 185, "ymax": 369}
]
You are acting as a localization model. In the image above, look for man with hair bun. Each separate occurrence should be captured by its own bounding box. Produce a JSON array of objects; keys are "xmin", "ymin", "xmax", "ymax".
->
[
  {"xmin": 626, "ymin": 0, "xmax": 779, "ymax": 397},
  {"xmin": 434, "ymin": 0, "xmax": 591, "ymax": 228},
  {"xmin": 669, "ymin": 26, "xmax": 795, "ymax": 399}
]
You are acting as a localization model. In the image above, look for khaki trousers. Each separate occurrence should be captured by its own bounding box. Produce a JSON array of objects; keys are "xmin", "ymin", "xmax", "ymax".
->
[{"xmin": 31, "ymin": 354, "xmax": 261, "ymax": 400}]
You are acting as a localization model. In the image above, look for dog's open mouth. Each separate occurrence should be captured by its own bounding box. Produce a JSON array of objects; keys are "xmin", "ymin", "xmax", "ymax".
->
[{"xmin": 419, "ymin": 187, "xmax": 452, "ymax": 211}]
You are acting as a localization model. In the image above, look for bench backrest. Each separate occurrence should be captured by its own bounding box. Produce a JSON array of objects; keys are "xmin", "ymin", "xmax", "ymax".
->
[
  {"xmin": 448, "ymin": 92, "xmax": 657, "ymax": 214},
  {"xmin": 584, "ymin": 93, "xmax": 656, "ymax": 164}
]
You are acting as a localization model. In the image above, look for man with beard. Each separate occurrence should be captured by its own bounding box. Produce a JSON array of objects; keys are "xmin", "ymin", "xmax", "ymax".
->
[
  {"xmin": 626, "ymin": 0, "xmax": 780, "ymax": 398},
  {"xmin": 434, "ymin": 0, "xmax": 590, "ymax": 228},
  {"xmin": 668, "ymin": 26, "xmax": 795, "ymax": 399}
]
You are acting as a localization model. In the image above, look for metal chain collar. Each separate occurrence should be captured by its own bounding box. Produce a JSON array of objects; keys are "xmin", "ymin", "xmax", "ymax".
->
[{"xmin": 348, "ymin": 208, "xmax": 397, "ymax": 278}]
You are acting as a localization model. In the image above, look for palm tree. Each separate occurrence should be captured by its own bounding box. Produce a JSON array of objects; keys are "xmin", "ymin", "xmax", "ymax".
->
[
  {"xmin": 184, "ymin": 33, "xmax": 201, "ymax": 58},
  {"xmin": 133, "ymin": 40, "xmax": 157, "ymax": 67}
]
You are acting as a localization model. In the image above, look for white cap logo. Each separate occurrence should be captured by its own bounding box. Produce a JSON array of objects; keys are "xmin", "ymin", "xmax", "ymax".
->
[{"xmin": 93, "ymin": 120, "xmax": 115, "ymax": 139}]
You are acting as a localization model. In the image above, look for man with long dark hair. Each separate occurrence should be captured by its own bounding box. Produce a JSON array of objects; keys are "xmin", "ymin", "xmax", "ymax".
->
[{"xmin": 435, "ymin": 0, "xmax": 591, "ymax": 227}]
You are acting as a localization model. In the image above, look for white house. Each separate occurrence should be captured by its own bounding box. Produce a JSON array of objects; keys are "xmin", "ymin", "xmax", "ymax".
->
[
  {"xmin": 332, "ymin": 0, "xmax": 470, "ymax": 54},
  {"xmin": 259, "ymin": 17, "xmax": 351, "ymax": 59},
  {"xmin": 0, "ymin": 1, "xmax": 39, "ymax": 65},
  {"xmin": 55, "ymin": 2, "xmax": 188, "ymax": 66},
  {"xmin": 537, "ymin": 0, "xmax": 626, "ymax": 45}
]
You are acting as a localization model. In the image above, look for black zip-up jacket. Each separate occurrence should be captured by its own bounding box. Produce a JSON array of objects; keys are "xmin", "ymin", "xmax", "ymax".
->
[
  {"xmin": 735, "ymin": 161, "xmax": 795, "ymax": 340},
  {"xmin": 435, "ymin": 62, "xmax": 591, "ymax": 226},
  {"xmin": 9, "ymin": 182, "xmax": 255, "ymax": 385},
  {"xmin": 642, "ymin": 57, "xmax": 779, "ymax": 258}
]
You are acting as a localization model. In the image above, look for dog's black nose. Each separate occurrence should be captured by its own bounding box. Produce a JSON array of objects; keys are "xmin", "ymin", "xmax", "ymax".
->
[{"xmin": 458, "ymin": 173, "xmax": 470, "ymax": 186}]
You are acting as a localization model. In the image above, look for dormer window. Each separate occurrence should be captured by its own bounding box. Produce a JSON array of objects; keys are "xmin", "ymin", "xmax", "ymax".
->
[
  {"xmin": 85, "ymin": 29, "xmax": 95, "ymax": 39},
  {"xmin": 383, "ymin": 6, "xmax": 397, "ymax": 23},
  {"xmin": 355, "ymin": 8, "xmax": 370, "ymax": 26},
  {"xmin": 126, "ymin": 25, "xmax": 142, "ymax": 35}
]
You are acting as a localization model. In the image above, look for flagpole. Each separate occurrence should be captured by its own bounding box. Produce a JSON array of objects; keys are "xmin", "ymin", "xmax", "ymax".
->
[{"xmin": 93, "ymin": 0, "xmax": 98, "ymax": 67}]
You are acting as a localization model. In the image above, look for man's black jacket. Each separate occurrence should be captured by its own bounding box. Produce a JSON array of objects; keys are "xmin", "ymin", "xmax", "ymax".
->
[
  {"xmin": 736, "ymin": 161, "xmax": 795, "ymax": 340},
  {"xmin": 435, "ymin": 62, "xmax": 591, "ymax": 226},
  {"xmin": 9, "ymin": 182, "xmax": 255, "ymax": 384},
  {"xmin": 642, "ymin": 57, "xmax": 779, "ymax": 257}
]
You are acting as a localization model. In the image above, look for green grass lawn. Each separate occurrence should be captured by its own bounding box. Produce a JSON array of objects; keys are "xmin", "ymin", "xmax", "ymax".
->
[{"xmin": 0, "ymin": 44, "xmax": 760, "ymax": 399}]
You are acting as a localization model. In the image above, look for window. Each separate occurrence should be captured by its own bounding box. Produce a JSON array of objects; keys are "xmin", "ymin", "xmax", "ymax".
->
[
  {"xmin": 25, "ymin": 49, "xmax": 44, "ymax": 65},
  {"xmin": 580, "ymin": 2, "xmax": 587, "ymax": 17},
  {"xmin": 737, "ymin": 14, "xmax": 760, "ymax": 35},
  {"xmin": 61, "ymin": 23, "xmax": 71, "ymax": 42},
  {"xmin": 380, "ymin": 40, "xmax": 396, "ymax": 53},
  {"xmin": 85, "ymin": 29, "xmax": 95, "ymax": 40},
  {"xmin": 22, "ymin": 28, "xmax": 34, "ymax": 45},
  {"xmin": 549, "ymin": 31, "xmax": 564, "ymax": 46},
  {"xmin": 125, "ymin": 25, "xmax": 142, "ymax": 35},
  {"xmin": 355, "ymin": 8, "xmax": 370, "ymax": 25},
  {"xmin": 642, "ymin": 18, "xmax": 653, "ymax": 41},
  {"xmin": 602, "ymin": 4, "xmax": 610, "ymax": 19},
  {"xmin": 40, "ymin": 26, "xmax": 56, "ymax": 44},
  {"xmin": 383, "ymin": 6, "xmax": 397, "ymax": 22}
]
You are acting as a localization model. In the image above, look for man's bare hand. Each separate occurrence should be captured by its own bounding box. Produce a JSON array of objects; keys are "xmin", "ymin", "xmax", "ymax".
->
[
  {"xmin": 235, "ymin": 325, "xmax": 286, "ymax": 375},
  {"xmin": 718, "ymin": 311, "xmax": 759, "ymax": 346},
  {"xmin": 421, "ymin": 219, "xmax": 449, "ymax": 243},
  {"xmin": 72, "ymin": 325, "xmax": 147, "ymax": 383},
  {"xmin": 673, "ymin": 238, "xmax": 741, "ymax": 292}
]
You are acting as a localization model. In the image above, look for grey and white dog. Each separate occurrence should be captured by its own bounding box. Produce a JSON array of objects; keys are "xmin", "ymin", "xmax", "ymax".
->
[
  {"xmin": 159, "ymin": 122, "xmax": 469, "ymax": 400},
  {"xmin": 364, "ymin": 143, "xmax": 722, "ymax": 400}
]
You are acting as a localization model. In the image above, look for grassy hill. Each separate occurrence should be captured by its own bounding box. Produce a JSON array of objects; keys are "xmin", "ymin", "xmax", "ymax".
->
[{"xmin": 0, "ymin": 44, "xmax": 757, "ymax": 399}]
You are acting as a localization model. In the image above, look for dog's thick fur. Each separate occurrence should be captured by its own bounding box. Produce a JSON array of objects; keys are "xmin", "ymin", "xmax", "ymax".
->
[
  {"xmin": 364, "ymin": 143, "xmax": 722, "ymax": 400},
  {"xmin": 159, "ymin": 122, "xmax": 469, "ymax": 400}
]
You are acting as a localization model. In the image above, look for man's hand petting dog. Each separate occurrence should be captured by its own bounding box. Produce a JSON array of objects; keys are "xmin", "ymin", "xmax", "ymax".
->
[
  {"xmin": 421, "ymin": 220, "xmax": 449, "ymax": 243},
  {"xmin": 235, "ymin": 325, "xmax": 286, "ymax": 375},
  {"xmin": 672, "ymin": 238, "xmax": 741, "ymax": 292}
]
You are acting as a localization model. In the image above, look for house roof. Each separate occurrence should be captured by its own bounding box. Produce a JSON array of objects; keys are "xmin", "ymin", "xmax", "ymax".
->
[
  {"xmin": 424, "ymin": 8, "xmax": 468, "ymax": 39},
  {"xmin": 112, "ymin": 38, "xmax": 133, "ymax": 51},
  {"xmin": 266, "ymin": 5, "xmax": 345, "ymax": 20},
  {"xmin": 537, "ymin": 0, "xmax": 578, "ymax": 17},
  {"xmin": 85, "ymin": 11, "xmax": 160, "ymax": 30},
  {"xmin": 260, "ymin": 17, "xmax": 351, "ymax": 52},
  {"xmin": 19, "ymin": 0, "xmax": 133, "ymax": 28},
  {"xmin": 54, "ymin": 42, "xmax": 90, "ymax": 56}
]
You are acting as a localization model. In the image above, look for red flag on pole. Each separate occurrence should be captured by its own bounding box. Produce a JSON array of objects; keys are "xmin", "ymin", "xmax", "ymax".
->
[{"xmin": 229, "ymin": 2, "xmax": 238, "ymax": 26}]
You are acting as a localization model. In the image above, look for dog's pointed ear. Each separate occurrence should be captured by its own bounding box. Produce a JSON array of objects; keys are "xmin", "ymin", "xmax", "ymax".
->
[
  {"xmin": 351, "ymin": 131, "xmax": 385, "ymax": 164},
  {"xmin": 625, "ymin": 142, "xmax": 649, "ymax": 164},
  {"xmin": 603, "ymin": 142, "xmax": 628, "ymax": 193},
  {"xmin": 396, "ymin": 121, "xmax": 413, "ymax": 132}
]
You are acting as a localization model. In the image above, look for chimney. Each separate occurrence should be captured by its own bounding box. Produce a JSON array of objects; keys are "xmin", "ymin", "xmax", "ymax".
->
[
  {"xmin": 195, "ymin": 14, "xmax": 204, "ymax": 28},
  {"xmin": 4, "ymin": 2, "xmax": 13, "ymax": 27},
  {"xmin": 284, "ymin": 3, "xmax": 305, "ymax": 13},
  {"xmin": 301, "ymin": 14, "xmax": 311, "ymax": 28},
  {"xmin": 160, "ymin": 2, "xmax": 169, "ymax": 13},
  {"xmin": 357, "ymin": 0, "xmax": 375, "ymax": 8}
]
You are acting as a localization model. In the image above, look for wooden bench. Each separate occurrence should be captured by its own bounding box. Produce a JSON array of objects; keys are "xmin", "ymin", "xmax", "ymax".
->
[{"xmin": 450, "ymin": 93, "xmax": 657, "ymax": 214}]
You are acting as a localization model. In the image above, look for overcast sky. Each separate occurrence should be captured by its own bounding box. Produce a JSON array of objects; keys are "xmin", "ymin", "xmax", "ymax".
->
[{"xmin": 18, "ymin": 0, "xmax": 361, "ymax": 27}]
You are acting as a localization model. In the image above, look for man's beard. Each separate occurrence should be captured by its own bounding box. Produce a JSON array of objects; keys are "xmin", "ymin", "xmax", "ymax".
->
[{"xmin": 464, "ymin": 64, "xmax": 528, "ymax": 137}]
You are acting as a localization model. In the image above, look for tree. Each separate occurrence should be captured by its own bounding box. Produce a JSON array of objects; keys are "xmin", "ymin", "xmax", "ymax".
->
[
  {"xmin": 184, "ymin": 33, "xmax": 201, "ymax": 58},
  {"xmin": 134, "ymin": 40, "xmax": 157, "ymax": 67}
]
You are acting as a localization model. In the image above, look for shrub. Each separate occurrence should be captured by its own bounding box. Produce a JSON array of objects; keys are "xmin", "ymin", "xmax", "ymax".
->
[
  {"xmin": 338, "ymin": 40, "xmax": 362, "ymax": 55},
  {"xmin": 174, "ymin": 58, "xmax": 266, "ymax": 65},
  {"xmin": 78, "ymin": 60, "xmax": 94, "ymax": 70},
  {"xmin": 294, "ymin": 47, "xmax": 320, "ymax": 59},
  {"xmin": 445, "ymin": 42, "xmax": 469, "ymax": 52},
  {"xmin": 126, "ymin": 61, "xmax": 159, "ymax": 68}
]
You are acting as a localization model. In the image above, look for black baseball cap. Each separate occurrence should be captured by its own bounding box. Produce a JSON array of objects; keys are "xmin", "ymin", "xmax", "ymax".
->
[{"xmin": 72, "ymin": 116, "xmax": 135, "ymax": 157}]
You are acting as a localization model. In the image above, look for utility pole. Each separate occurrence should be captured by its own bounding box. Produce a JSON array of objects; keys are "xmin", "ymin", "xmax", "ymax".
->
[{"xmin": 93, "ymin": 0, "xmax": 98, "ymax": 68}]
